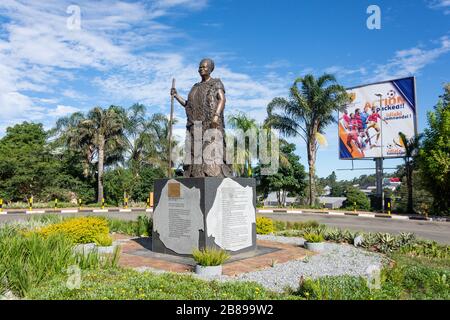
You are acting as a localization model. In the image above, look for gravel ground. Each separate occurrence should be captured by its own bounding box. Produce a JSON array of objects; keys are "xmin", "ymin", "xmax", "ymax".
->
[
  {"xmin": 132, "ymin": 235, "xmax": 387, "ymax": 293},
  {"xmin": 232, "ymin": 235, "xmax": 386, "ymax": 292},
  {"xmin": 191, "ymin": 235, "xmax": 387, "ymax": 292}
]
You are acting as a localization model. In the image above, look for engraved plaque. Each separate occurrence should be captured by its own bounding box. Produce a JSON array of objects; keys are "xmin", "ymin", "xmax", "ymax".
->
[
  {"xmin": 153, "ymin": 179, "xmax": 203, "ymax": 254},
  {"xmin": 168, "ymin": 182, "xmax": 180, "ymax": 198},
  {"xmin": 206, "ymin": 178, "xmax": 255, "ymax": 251}
]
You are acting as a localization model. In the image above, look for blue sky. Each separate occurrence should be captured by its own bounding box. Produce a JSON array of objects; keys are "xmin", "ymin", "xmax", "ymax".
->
[{"xmin": 0, "ymin": 0, "xmax": 449, "ymax": 180}]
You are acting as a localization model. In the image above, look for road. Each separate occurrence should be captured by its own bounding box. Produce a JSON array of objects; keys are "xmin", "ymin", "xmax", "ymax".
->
[
  {"xmin": 262, "ymin": 213, "xmax": 450, "ymax": 244},
  {"xmin": 1, "ymin": 210, "xmax": 449, "ymax": 244}
]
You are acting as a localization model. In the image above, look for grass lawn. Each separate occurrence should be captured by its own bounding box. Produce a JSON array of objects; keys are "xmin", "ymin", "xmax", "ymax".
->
[
  {"xmin": 26, "ymin": 268, "xmax": 299, "ymax": 300},
  {"xmin": 2, "ymin": 214, "xmax": 449, "ymax": 300}
]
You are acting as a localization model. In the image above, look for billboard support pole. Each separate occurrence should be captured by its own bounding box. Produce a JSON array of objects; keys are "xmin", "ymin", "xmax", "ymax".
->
[{"xmin": 375, "ymin": 158, "xmax": 384, "ymax": 213}]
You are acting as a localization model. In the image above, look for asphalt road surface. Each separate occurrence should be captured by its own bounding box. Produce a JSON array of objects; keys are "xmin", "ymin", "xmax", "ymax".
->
[
  {"xmin": 262, "ymin": 213, "xmax": 450, "ymax": 244},
  {"xmin": 1, "ymin": 210, "xmax": 449, "ymax": 244}
]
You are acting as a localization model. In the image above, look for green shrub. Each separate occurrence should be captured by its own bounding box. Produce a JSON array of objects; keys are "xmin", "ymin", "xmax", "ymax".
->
[
  {"xmin": 256, "ymin": 217, "xmax": 274, "ymax": 235},
  {"xmin": 273, "ymin": 220, "xmax": 287, "ymax": 231},
  {"xmin": 400, "ymin": 240, "xmax": 450, "ymax": 259},
  {"xmin": 303, "ymin": 232, "xmax": 324, "ymax": 243},
  {"xmin": 35, "ymin": 217, "xmax": 110, "ymax": 245},
  {"xmin": 342, "ymin": 187, "xmax": 370, "ymax": 211},
  {"xmin": 94, "ymin": 233, "xmax": 113, "ymax": 246},
  {"xmin": 108, "ymin": 218, "xmax": 137, "ymax": 235},
  {"xmin": 296, "ymin": 276, "xmax": 372, "ymax": 300},
  {"xmin": 107, "ymin": 216, "xmax": 152, "ymax": 237},
  {"xmin": 192, "ymin": 247, "xmax": 230, "ymax": 266},
  {"xmin": 0, "ymin": 232, "xmax": 74, "ymax": 297},
  {"xmin": 136, "ymin": 215, "xmax": 152, "ymax": 236}
]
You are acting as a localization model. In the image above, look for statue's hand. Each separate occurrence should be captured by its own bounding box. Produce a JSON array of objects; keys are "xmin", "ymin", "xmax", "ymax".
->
[
  {"xmin": 170, "ymin": 88, "xmax": 177, "ymax": 97},
  {"xmin": 211, "ymin": 115, "xmax": 220, "ymax": 128}
]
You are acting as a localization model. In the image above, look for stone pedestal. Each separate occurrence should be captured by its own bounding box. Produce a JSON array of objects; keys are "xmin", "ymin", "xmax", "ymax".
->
[{"xmin": 152, "ymin": 177, "xmax": 256, "ymax": 256}]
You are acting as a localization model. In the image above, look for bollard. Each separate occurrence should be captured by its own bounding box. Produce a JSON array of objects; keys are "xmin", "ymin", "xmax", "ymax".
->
[
  {"xmin": 146, "ymin": 197, "xmax": 150, "ymax": 209},
  {"xmin": 78, "ymin": 198, "xmax": 82, "ymax": 210},
  {"xmin": 150, "ymin": 192, "xmax": 154, "ymax": 208},
  {"xmin": 29, "ymin": 196, "xmax": 33, "ymax": 211},
  {"xmin": 124, "ymin": 196, "xmax": 128, "ymax": 209},
  {"xmin": 54, "ymin": 198, "xmax": 58, "ymax": 211},
  {"xmin": 353, "ymin": 201, "xmax": 356, "ymax": 213},
  {"xmin": 101, "ymin": 198, "xmax": 105, "ymax": 210},
  {"xmin": 387, "ymin": 201, "xmax": 391, "ymax": 215},
  {"xmin": 0, "ymin": 198, "xmax": 3, "ymax": 213}
]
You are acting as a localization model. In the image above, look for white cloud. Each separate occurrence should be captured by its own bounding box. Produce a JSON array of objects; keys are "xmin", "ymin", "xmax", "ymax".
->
[
  {"xmin": 324, "ymin": 66, "xmax": 367, "ymax": 77},
  {"xmin": 264, "ymin": 59, "xmax": 291, "ymax": 69},
  {"xmin": 427, "ymin": 0, "xmax": 450, "ymax": 14},
  {"xmin": 48, "ymin": 105, "xmax": 80, "ymax": 117},
  {"xmin": 0, "ymin": 0, "xmax": 211, "ymax": 133},
  {"xmin": 372, "ymin": 36, "xmax": 450, "ymax": 81}
]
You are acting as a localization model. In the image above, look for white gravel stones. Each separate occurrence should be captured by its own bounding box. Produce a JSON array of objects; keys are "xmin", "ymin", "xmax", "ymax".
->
[{"xmin": 235, "ymin": 236, "xmax": 386, "ymax": 292}]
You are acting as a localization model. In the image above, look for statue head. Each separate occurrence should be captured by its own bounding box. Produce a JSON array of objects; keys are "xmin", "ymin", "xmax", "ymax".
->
[{"xmin": 198, "ymin": 58, "xmax": 215, "ymax": 77}]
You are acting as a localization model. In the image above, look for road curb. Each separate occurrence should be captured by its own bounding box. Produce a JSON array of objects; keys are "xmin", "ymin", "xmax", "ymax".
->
[
  {"xmin": 0, "ymin": 207, "xmax": 444, "ymax": 223},
  {"xmin": 257, "ymin": 208, "xmax": 440, "ymax": 222}
]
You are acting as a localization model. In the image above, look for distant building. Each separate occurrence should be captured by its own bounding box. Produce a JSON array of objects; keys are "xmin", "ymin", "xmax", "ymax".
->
[
  {"xmin": 359, "ymin": 178, "xmax": 401, "ymax": 195},
  {"xmin": 263, "ymin": 192, "xmax": 299, "ymax": 207},
  {"xmin": 317, "ymin": 196, "xmax": 346, "ymax": 209}
]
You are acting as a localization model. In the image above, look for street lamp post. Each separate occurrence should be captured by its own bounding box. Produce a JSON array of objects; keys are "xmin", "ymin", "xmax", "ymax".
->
[{"xmin": 375, "ymin": 93, "xmax": 384, "ymax": 213}]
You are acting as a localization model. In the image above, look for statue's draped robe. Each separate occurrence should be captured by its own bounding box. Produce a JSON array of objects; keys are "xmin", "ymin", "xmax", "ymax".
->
[{"xmin": 184, "ymin": 78, "xmax": 232, "ymax": 177}]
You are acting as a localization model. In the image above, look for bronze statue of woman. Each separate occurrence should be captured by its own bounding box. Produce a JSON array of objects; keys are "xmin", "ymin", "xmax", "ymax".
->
[{"xmin": 170, "ymin": 58, "xmax": 232, "ymax": 177}]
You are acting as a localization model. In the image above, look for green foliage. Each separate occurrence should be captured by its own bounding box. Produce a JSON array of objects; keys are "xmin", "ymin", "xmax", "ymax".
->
[
  {"xmin": 94, "ymin": 233, "xmax": 113, "ymax": 246},
  {"xmin": 342, "ymin": 187, "xmax": 370, "ymax": 211},
  {"xmin": 265, "ymin": 74, "xmax": 349, "ymax": 206},
  {"xmin": 136, "ymin": 215, "xmax": 152, "ymax": 236},
  {"xmin": 418, "ymin": 85, "xmax": 450, "ymax": 215},
  {"xmin": 303, "ymin": 232, "xmax": 324, "ymax": 243},
  {"xmin": 296, "ymin": 276, "xmax": 372, "ymax": 300},
  {"xmin": 255, "ymin": 141, "xmax": 307, "ymax": 206},
  {"xmin": 107, "ymin": 215, "xmax": 153, "ymax": 237},
  {"xmin": 0, "ymin": 231, "xmax": 74, "ymax": 297},
  {"xmin": 273, "ymin": 220, "xmax": 320, "ymax": 232},
  {"xmin": 394, "ymin": 169, "xmax": 433, "ymax": 214},
  {"xmin": 103, "ymin": 166, "xmax": 165, "ymax": 205},
  {"xmin": 26, "ymin": 268, "xmax": 297, "ymax": 300},
  {"xmin": 0, "ymin": 122, "xmax": 93, "ymax": 202},
  {"xmin": 400, "ymin": 240, "xmax": 449, "ymax": 260},
  {"xmin": 104, "ymin": 168, "xmax": 134, "ymax": 205},
  {"xmin": 192, "ymin": 247, "xmax": 230, "ymax": 266},
  {"xmin": 227, "ymin": 112, "xmax": 259, "ymax": 177},
  {"xmin": 295, "ymin": 252, "xmax": 450, "ymax": 300},
  {"xmin": 255, "ymin": 217, "xmax": 274, "ymax": 235},
  {"xmin": 0, "ymin": 226, "xmax": 120, "ymax": 298},
  {"xmin": 36, "ymin": 217, "xmax": 111, "ymax": 245}
]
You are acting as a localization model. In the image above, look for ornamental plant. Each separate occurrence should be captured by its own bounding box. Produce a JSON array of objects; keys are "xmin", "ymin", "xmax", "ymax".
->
[
  {"xmin": 303, "ymin": 232, "xmax": 324, "ymax": 243},
  {"xmin": 256, "ymin": 217, "xmax": 274, "ymax": 235},
  {"xmin": 36, "ymin": 217, "xmax": 111, "ymax": 245},
  {"xmin": 192, "ymin": 247, "xmax": 230, "ymax": 266}
]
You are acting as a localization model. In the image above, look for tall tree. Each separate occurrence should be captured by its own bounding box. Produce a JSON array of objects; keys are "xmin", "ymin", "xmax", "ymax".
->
[
  {"xmin": 265, "ymin": 74, "xmax": 349, "ymax": 205},
  {"xmin": 399, "ymin": 131, "xmax": 420, "ymax": 213},
  {"xmin": 418, "ymin": 84, "xmax": 450, "ymax": 215},
  {"xmin": 227, "ymin": 112, "xmax": 259, "ymax": 177},
  {"xmin": 53, "ymin": 112, "xmax": 94, "ymax": 178},
  {"xmin": 80, "ymin": 106, "xmax": 126, "ymax": 202},
  {"xmin": 256, "ymin": 141, "xmax": 306, "ymax": 206}
]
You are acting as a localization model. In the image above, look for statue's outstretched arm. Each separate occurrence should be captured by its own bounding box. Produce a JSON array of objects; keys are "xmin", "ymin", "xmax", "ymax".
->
[{"xmin": 170, "ymin": 88, "xmax": 187, "ymax": 107}]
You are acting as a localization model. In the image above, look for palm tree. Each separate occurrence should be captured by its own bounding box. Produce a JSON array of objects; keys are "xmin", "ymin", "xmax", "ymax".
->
[
  {"xmin": 227, "ymin": 112, "xmax": 259, "ymax": 177},
  {"xmin": 399, "ymin": 132, "xmax": 421, "ymax": 213},
  {"xmin": 77, "ymin": 106, "xmax": 126, "ymax": 203},
  {"xmin": 53, "ymin": 111, "xmax": 94, "ymax": 178},
  {"xmin": 146, "ymin": 113, "xmax": 177, "ymax": 173},
  {"xmin": 265, "ymin": 74, "xmax": 349, "ymax": 206}
]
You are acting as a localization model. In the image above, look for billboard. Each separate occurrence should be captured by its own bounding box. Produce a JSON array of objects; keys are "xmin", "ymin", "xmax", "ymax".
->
[{"xmin": 339, "ymin": 77, "xmax": 417, "ymax": 159}]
